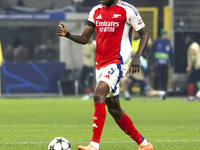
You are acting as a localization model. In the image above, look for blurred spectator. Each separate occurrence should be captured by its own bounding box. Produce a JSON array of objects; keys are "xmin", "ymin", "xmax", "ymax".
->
[
  {"xmin": 150, "ymin": 28, "xmax": 174, "ymax": 93},
  {"xmin": 3, "ymin": 44, "xmax": 13, "ymax": 62},
  {"xmin": 121, "ymin": 57, "xmax": 166, "ymax": 100},
  {"xmin": 35, "ymin": 36, "xmax": 58, "ymax": 62},
  {"xmin": 184, "ymin": 34, "xmax": 200, "ymax": 102},
  {"xmin": 17, "ymin": 0, "xmax": 25, "ymax": 7},
  {"xmin": 0, "ymin": 0, "xmax": 11, "ymax": 13},
  {"xmin": 80, "ymin": 37, "xmax": 96, "ymax": 100},
  {"xmin": 12, "ymin": 37, "xmax": 28, "ymax": 62}
]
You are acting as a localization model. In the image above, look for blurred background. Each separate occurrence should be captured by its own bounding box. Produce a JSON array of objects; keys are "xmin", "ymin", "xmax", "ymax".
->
[{"xmin": 0, "ymin": 0, "xmax": 200, "ymax": 99}]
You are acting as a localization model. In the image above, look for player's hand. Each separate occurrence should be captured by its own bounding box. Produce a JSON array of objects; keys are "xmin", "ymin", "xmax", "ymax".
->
[
  {"xmin": 186, "ymin": 66, "xmax": 192, "ymax": 72},
  {"xmin": 57, "ymin": 22, "xmax": 67, "ymax": 37},
  {"xmin": 128, "ymin": 54, "xmax": 140, "ymax": 74}
]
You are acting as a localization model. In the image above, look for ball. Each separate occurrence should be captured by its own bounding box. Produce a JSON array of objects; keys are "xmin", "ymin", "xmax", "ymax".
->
[
  {"xmin": 196, "ymin": 91, "xmax": 200, "ymax": 98},
  {"xmin": 48, "ymin": 137, "xmax": 71, "ymax": 150}
]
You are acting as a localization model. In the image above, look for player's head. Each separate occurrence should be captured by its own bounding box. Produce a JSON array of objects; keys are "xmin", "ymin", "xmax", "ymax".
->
[
  {"xmin": 185, "ymin": 34, "xmax": 195, "ymax": 45},
  {"xmin": 160, "ymin": 28, "xmax": 168, "ymax": 40},
  {"xmin": 101, "ymin": 0, "xmax": 118, "ymax": 7}
]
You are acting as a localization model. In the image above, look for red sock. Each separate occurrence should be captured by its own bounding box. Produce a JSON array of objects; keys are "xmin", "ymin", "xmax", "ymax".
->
[
  {"xmin": 86, "ymin": 84, "xmax": 93, "ymax": 95},
  {"xmin": 188, "ymin": 83, "xmax": 195, "ymax": 96},
  {"xmin": 86, "ymin": 88, "xmax": 92, "ymax": 95},
  {"xmin": 116, "ymin": 113, "xmax": 144, "ymax": 145},
  {"xmin": 91, "ymin": 103, "xmax": 106, "ymax": 143}
]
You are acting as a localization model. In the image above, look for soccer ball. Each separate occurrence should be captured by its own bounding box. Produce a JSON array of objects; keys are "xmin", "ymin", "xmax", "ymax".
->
[
  {"xmin": 196, "ymin": 91, "xmax": 200, "ymax": 98},
  {"xmin": 48, "ymin": 137, "xmax": 71, "ymax": 150}
]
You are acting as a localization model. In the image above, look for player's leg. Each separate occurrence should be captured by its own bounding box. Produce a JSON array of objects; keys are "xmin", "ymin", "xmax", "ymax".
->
[
  {"xmin": 80, "ymin": 65, "xmax": 88, "ymax": 86},
  {"xmin": 105, "ymin": 96, "xmax": 153, "ymax": 149},
  {"xmin": 80, "ymin": 66, "xmax": 89, "ymax": 100},
  {"xmin": 87, "ymin": 67, "xmax": 94, "ymax": 95},
  {"xmin": 161, "ymin": 66, "xmax": 168, "ymax": 91},
  {"xmin": 138, "ymin": 79, "xmax": 146, "ymax": 96},
  {"xmin": 77, "ymin": 81, "xmax": 109, "ymax": 150},
  {"xmin": 196, "ymin": 81, "xmax": 200, "ymax": 100},
  {"xmin": 83, "ymin": 67, "xmax": 94, "ymax": 100},
  {"xmin": 153, "ymin": 65, "xmax": 159, "ymax": 90},
  {"xmin": 121, "ymin": 74, "xmax": 132, "ymax": 100},
  {"xmin": 145, "ymin": 90, "xmax": 166, "ymax": 98},
  {"xmin": 184, "ymin": 70, "xmax": 196, "ymax": 102},
  {"xmin": 160, "ymin": 66, "xmax": 168, "ymax": 100},
  {"xmin": 195, "ymin": 69, "xmax": 200, "ymax": 100}
]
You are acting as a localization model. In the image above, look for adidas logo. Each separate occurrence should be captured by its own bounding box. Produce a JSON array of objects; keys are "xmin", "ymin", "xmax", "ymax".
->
[
  {"xmin": 93, "ymin": 123, "xmax": 98, "ymax": 128},
  {"xmin": 104, "ymin": 74, "xmax": 110, "ymax": 79},
  {"xmin": 96, "ymin": 14, "xmax": 102, "ymax": 19}
]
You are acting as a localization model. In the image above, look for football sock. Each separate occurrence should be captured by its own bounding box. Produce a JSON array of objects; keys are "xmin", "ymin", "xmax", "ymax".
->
[
  {"xmin": 116, "ymin": 113, "xmax": 144, "ymax": 145},
  {"xmin": 124, "ymin": 91, "xmax": 130, "ymax": 99},
  {"xmin": 196, "ymin": 91, "xmax": 200, "ymax": 98},
  {"xmin": 140, "ymin": 139, "xmax": 149, "ymax": 146},
  {"xmin": 90, "ymin": 141, "xmax": 99, "ymax": 150},
  {"xmin": 158, "ymin": 91, "xmax": 166, "ymax": 96},
  {"xmin": 86, "ymin": 84, "xmax": 93, "ymax": 95},
  {"xmin": 188, "ymin": 83, "xmax": 195, "ymax": 96},
  {"xmin": 91, "ymin": 103, "xmax": 106, "ymax": 143}
]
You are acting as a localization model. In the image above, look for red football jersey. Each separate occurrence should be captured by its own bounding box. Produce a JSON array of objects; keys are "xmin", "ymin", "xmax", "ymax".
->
[{"xmin": 88, "ymin": 1, "xmax": 145, "ymax": 69}]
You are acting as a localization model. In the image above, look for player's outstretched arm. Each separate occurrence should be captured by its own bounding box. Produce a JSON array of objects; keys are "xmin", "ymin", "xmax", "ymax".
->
[
  {"xmin": 57, "ymin": 22, "xmax": 95, "ymax": 45},
  {"xmin": 128, "ymin": 27, "xmax": 149, "ymax": 74}
]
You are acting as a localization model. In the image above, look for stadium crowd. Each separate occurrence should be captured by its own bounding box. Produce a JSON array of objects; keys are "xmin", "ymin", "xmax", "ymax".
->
[
  {"xmin": 1, "ymin": 0, "xmax": 200, "ymax": 101},
  {"xmin": 80, "ymin": 29, "xmax": 200, "ymax": 101},
  {"xmin": 0, "ymin": 0, "xmax": 76, "ymax": 14}
]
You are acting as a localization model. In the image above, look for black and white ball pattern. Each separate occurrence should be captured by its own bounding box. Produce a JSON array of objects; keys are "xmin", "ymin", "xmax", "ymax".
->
[{"xmin": 48, "ymin": 137, "xmax": 71, "ymax": 150}]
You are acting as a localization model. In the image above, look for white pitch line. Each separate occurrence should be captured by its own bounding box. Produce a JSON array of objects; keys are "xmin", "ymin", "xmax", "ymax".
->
[
  {"xmin": 0, "ymin": 124, "xmax": 198, "ymax": 129},
  {"xmin": 0, "ymin": 140, "xmax": 200, "ymax": 145},
  {"xmin": 0, "ymin": 127, "xmax": 199, "ymax": 132}
]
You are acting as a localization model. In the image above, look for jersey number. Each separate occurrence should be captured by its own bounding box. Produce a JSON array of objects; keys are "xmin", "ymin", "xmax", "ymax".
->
[{"xmin": 108, "ymin": 68, "xmax": 115, "ymax": 75}]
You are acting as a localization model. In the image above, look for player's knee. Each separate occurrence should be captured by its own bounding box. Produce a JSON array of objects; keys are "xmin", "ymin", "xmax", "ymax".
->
[
  {"xmin": 93, "ymin": 82, "xmax": 109, "ymax": 103},
  {"xmin": 93, "ymin": 92, "xmax": 106, "ymax": 103}
]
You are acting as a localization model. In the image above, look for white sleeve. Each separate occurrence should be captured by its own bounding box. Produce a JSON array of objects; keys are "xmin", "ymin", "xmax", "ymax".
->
[
  {"xmin": 127, "ymin": 6, "xmax": 145, "ymax": 31},
  {"xmin": 88, "ymin": 6, "xmax": 98, "ymax": 24}
]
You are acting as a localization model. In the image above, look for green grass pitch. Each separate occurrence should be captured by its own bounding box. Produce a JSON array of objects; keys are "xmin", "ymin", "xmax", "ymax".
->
[{"xmin": 0, "ymin": 96, "xmax": 199, "ymax": 150}]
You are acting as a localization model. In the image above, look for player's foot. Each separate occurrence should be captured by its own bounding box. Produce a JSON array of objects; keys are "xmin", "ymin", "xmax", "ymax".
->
[
  {"xmin": 82, "ymin": 95, "xmax": 90, "ymax": 101},
  {"xmin": 77, "ymin": 144, "xmax": 98, "ymax": 150},
  {"xmin": 183, "ymin": 97, "xmax": 195, "ymax": 102},
  {"xmin": 125, "ymin": 97, "xmax": 131, "ymax": 100},
  {"xmin": 159, "ymin": 91, "xmax": 166, "ymax": 100},
  {"xmin": 161, "ymin": 92, "xmax": 167, "ymax": 100},
  {"xmin": 196, "ymin": 91, "xmax": 200, "ymax": 100},
  {"xmin": 124, "ymin": 91, "xmax": 131, "ymax": 100},
  {"xmin": 139, "ymin": 142, "xmax": 153, "ymax": 150}
]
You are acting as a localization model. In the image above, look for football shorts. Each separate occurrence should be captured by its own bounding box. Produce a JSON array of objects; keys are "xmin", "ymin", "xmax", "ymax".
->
[{"xmin": 96, "ymin": 63, "xmax": 128, "ymax": 97}]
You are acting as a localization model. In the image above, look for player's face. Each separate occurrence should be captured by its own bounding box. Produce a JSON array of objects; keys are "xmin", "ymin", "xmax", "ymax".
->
[
  {"xmin": 161, "ymin": 33, "xmax": 168, "ymax": 40},
  {"xmin": 101, "ymin": 0, "xmax": 116, "ymax": 7}
]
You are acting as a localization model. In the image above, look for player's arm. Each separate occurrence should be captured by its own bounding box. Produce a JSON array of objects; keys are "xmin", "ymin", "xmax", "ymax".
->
[
  {"xmin": 57, "ymin": 22, "xmax": 95, "ymax": 45},
  {"xmin": 186, "ymin": 48, "xmax": 195, "ymax": 72},
  {"xmin": 129, "ymin": 27, "xmax": 149, "ymax": 74}
]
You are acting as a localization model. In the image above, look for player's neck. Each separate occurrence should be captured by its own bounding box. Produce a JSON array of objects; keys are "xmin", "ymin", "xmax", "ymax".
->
[
  {"xmin": 112, "ymin": 0, "xmax": 120, "ymax": 6},
  {"xmin": 107, "ymin": 0, "xmax": 120, "ymax": 7}
]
